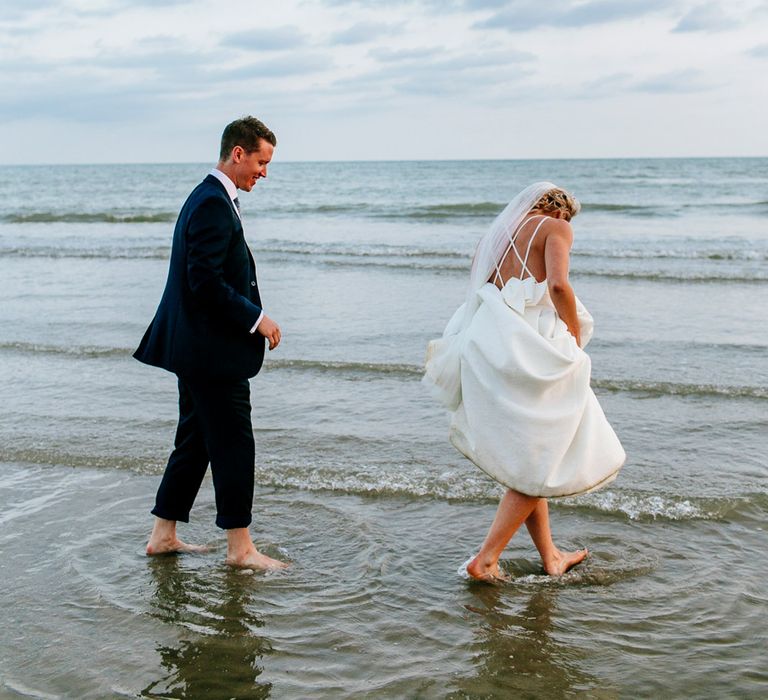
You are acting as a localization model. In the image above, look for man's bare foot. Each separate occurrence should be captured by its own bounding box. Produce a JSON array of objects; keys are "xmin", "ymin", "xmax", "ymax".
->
[
  {"xmin": 146, "ymin": 517, "xmax": 207, "ymax": 555},
  {"xmin": 225, "ymin": 547, "xmax": 288, "ymax": 571},
  {"xmin": 543, "ymin": 548, "xmax": 588, "ymax": 576},
  {"xmin": 466, "ymin": 555, "xmax": 511, "ymax": 584},
  {"xmin": 146, "ymin": 536, "xmax": 208, "ymax": 555},
  {"xmin": 225, "ymin": 527, "xmax": 288, "ymax": 571}
]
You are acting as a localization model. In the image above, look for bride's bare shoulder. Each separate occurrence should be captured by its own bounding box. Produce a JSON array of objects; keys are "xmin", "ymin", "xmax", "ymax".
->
[{"xmin": 540, "ymin": 217, "xmax": 573, "ymax": 244}]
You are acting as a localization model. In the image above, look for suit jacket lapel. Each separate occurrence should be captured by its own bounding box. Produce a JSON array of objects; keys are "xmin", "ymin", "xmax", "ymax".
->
[{"xmin": 204, "ymin": 174, "xmax": 242, "ymax": 222}]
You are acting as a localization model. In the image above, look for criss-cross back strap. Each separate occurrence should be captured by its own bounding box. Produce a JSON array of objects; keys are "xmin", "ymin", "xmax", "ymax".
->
[
  {"xmin": 492, "ymin": 215, "xmax": 547, "ymax": 286},
  {"xmin": 517, "ymin": 216, "xmax": 548, "ymax": 280}
]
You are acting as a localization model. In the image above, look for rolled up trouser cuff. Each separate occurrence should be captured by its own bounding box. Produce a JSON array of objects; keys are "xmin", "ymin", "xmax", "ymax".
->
[
  {"xmin": 151, "ymin": 505, "xmax": 190, "ymax": 523},
  {"xmin": 216, "ymin": 513, "xmax": 253, "ymax": 530}
]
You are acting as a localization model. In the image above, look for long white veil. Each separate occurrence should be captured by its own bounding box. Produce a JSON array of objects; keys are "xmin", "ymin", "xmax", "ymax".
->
[{"xmin": 423, "ymin": 181, "xmax": 557, "ymax": 410}]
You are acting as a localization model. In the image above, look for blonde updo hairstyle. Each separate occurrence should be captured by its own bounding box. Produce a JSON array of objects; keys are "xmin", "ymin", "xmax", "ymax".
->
[{"xmin": 531, "ymin": 187, "xmax": 580, "ymax": 222}]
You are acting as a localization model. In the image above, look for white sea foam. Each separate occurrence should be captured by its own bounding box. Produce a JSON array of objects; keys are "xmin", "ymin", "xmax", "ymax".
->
[{"xmin": 562, "ymin": 491, "xmax": 707, "ymax": 521}]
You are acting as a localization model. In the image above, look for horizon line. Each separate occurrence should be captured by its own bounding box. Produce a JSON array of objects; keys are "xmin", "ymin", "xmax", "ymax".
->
[{"xmin": 1, "ymin": 154, "xmax": 767, "ymax": 167}]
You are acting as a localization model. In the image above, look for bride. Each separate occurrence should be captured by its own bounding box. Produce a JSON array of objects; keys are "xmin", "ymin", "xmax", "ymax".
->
[{"xmin": 424, "ymin": 182, "xmax": 625, "ymax": 582}]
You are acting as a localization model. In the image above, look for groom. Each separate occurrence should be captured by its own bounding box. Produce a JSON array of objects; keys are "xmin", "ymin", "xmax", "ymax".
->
[{"xmin": 134, "ymin": 116, "xmax": 286, "ymax": 570}]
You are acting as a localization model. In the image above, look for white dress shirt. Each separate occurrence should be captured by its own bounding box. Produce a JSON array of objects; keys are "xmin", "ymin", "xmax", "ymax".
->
[{"xmin": 209, "ymin": 168, "xmax": 263, "ymax": 333}]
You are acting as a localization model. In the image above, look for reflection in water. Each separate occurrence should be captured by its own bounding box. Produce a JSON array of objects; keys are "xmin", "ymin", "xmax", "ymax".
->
[
  {"xmin": 451, "ymin": 581, "xmax": 614, "ymax": 699},
  {"xmin": 141, "ymin": 558, "xmax": 272, "ymax": 699}
]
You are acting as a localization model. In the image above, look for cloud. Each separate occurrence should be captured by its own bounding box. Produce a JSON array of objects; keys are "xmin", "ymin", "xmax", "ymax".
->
[
  {"xmin": 580, "ymin": 69, "xmax": 717, "ymax": 98},
  {"xmin": 13, "ymin": 0, "xmax": 194, "ymax": 19},
  {"xmin": 634, "ymin": 69, "xmax": 716, "ymax": 93},
  {"xmin": 219, "ymin": 53, "xmax": 335, "ymax": 79},
  {"xmin": 334, "ymin": 46, "xmax": 533, "ymax": 100},
  {"xmin": 0, "ymin": 75, "xmax": 182, "ymax": 122},
  {"xmin": 3, "ymin": 0, "xmax": 768, "ymax": 162},
  {"xmin": 747, "ymin": 42, "xmax": 768, "ymax": 58},
  {"xmin": 368, "ymin": 47, "xmax": 443, "ymax": 62},
  {"xmin": 225, "ymin": 26, "xmax": 309, "ymax": 52},
  {"xmin": 579, "ymin": 71, "xmax": 635, "ymax": 98},
  {"xmin": 0, "ymin": 37, "xmax": 224, "ymax": 91},
  {"xmin": 0, "ymin": 0, "xmax": 57, "ymax": 19},
  {"xmin": 0, "ymin": 33, "xmax": 333, "ymax": 125},
  {"xmin": 329, "ymin": 20, "xmax": 404, "ymax": 44},
  {"xmin": 672, "ymin": 2, "xmax": 741, "ymax": 32},
  {"xmin": 473, "ymin": 0, "xmax": 672, "ymax": 31},
  {"xmin": 91, "ymin": 44, "xmax": 221, "ymax": 72}
]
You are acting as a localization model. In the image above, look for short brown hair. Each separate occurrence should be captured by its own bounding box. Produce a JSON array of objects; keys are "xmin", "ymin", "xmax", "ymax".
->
[
  {"xmin": 532, "ymin": 187, "xmax": 581, "ymax": 221},
  {"xmin": 219, "ymin": 116, "xmax": 277, "ymax": 161}
]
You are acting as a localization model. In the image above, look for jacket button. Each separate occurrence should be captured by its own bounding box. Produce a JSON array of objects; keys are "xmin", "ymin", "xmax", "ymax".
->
[{"xmin": 250, "ymin": 281, "xmax": 256, "ymax": 287}]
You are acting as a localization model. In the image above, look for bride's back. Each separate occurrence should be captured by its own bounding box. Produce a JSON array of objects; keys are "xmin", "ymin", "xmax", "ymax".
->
[{"xmin": 489, "ymin": 212, "xmax": 572, "ymax": 288}]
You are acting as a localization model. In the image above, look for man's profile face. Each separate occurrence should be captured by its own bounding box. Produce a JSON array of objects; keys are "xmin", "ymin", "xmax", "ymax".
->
[{"xmin": 231, "ymin": 140, "xmax": 274, "ymax": 191}]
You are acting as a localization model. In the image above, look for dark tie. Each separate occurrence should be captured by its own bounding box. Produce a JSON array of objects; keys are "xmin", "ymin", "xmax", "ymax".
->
[{"xmin": 233, "ymin": 197, "xmax": 241, "ymax": 215}]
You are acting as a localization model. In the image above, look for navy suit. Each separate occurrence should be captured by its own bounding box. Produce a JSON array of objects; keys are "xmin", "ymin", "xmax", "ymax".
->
[
  {"xmin": 135, "ymin": 174, "xmax": 266, "ymax": 529},
  {"xmin": 135, "ymin": 174, "xmax": 265, "ymax": 379}
]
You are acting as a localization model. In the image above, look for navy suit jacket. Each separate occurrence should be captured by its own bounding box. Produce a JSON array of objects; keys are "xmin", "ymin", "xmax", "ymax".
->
[{"xmin": 134, "ymin": 174, "xmax": 265, "ymax": 379}]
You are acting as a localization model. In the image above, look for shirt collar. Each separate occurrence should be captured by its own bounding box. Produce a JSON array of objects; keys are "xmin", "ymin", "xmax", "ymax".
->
[{"xmin": 209, "ymin": 168, "xmax": 238, "ymax": 204}]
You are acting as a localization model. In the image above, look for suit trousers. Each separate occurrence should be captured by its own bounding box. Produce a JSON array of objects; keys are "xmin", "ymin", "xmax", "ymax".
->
[{"xmin": 151, "ymin": 376, "xmax": 255, "ymax": 529}]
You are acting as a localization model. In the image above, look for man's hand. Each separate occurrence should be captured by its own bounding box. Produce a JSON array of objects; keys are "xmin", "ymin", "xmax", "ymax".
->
[{"xmin": 257, "ymin": 314, "xmax": 281, "ymax": 350}]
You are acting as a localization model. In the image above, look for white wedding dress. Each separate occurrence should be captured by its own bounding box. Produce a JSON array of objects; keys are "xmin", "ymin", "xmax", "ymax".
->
[{"xmin": 425, "ymin": 215, "xmax": 625, "ymax": 498}]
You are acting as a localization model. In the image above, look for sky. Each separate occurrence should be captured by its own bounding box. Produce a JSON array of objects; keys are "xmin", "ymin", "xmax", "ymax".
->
[{"xmin": 1, "ymin": 0, "xmax": 767, "ymax": 163}]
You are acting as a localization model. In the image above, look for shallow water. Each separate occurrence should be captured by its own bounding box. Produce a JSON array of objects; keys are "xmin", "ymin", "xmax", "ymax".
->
[
  {"xmin": 1, "ymin": 462, "xmax": 765, "ymax": 699},
  {"xmin": 1, "ymin": 158, "xmax": 767, "ymax": 697}
]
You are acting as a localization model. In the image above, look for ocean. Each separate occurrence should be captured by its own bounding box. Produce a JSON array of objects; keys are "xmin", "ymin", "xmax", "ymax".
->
[{"xmin": 0, "ymin": 158, "xmax": 766, "ymax": 698}]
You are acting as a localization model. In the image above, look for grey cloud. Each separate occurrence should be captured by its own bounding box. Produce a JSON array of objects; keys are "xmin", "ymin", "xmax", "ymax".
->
[
  {"xmin": 393, "ymin": 66, "xmax": 531, "ymax": 96},
  {"xmin": 747, "ymin": 43, "xmax": 768, "ymax": 58},
  {"xmin": 438, "ymin": 49, "xmax": 533, "ymax": 70},
  {"xmin": 0, "ymin": 75, "xmax": 182, "ymax": 122},
  {"xmin": 461, "ymin": 0, "xmax": 510, "ymax": 8},
  {"xmin": 579, "ymin": 69, "xmax": 716, "ymax": 98},
  {"xmin": 92, "ymin": 46, "xmax": 220, "ymax": 71},
  {"xmin": 324, "ymin": 0, "xmax": 679, "ymax": 29},
  {"xmin": 52, "ymin": 0, "xmax": 193, "ymax": 18},
  {"xmin": 225, "ymin": 26, "xmax": 309, "ymax": 52},
  {"xmin": 579, "ymin": 71, "xmax": 635, "ymax": 98},
  {"xmin": 367, "ymin": 45, "xmax": 529, "ymax": 75},
  {"xmin": 367, "ymin": 45, "xmax": 532, "ymax": 72},
  {"xmin": 0, "ymin": 36, "xmax": 332, "ymax": 125},
  {"xmin": 329, "ymin": 21, "xmax": 404, "ymax": 45},
  {"xmin": 80, "ymin": 0, "xmax": 194, "ymax": 12},
  {"xmin": 0, "ymin": 42, "xmax": 332, "ymax": 125},
  {"xmin": 0, "ymin": 57, "xmax": 329, "ymax": 125},
  {"xmin": 474, "ymin": 0, "xmax": 672, "ymax": 31},
  {"xmin": 0, "ymin": 0, "xmax": 192, "ymax": 23},
  {"xmin": 133, "ymin": 0, "xmax": 191, "ymax": 4},
  {"xmin": 11, "ymin": 41, "xmax": 224, "ymax": 87},
  {"xmin": 318, "ymin": 0, "xmax": 410, "ymax": 5},
  {"xmin": 368, "ymin": 47, "xmax": 444, "ymax": 62},
  {"xmin": 673, "ymin": 2, "xmax": 742, "ymax": 32},
  {"xmin": 332, "ymin": 46, "xmax": 532, "ymax": 100},
  {"xmin": 219, "ymin": 53, "xmax": 334, "ymax": 79},
  {"xmin": 0, "ymin": 0, "xmax": 57, "ymax": 20},
  {"xmin": 634, "ymin": 69, "xmax": 716, "ymax": 94}
]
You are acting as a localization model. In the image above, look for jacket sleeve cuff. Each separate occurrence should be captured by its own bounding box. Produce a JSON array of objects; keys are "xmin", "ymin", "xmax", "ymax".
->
[{"xmin": 249, "ymin": 311, "xmax": 264, "ymax": 334}]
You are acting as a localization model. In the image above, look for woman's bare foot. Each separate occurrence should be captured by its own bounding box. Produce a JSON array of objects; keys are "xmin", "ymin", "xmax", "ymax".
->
[
  {"xmin": 146, "ymin": 517, "xmax": 207, "ymax": 555},
  {"xmin": 543, "ymin": 548, "xmax": 588, "ymax": 576},
  {"xmin": 466, "ymin": 555, "xmax": 510, "ymax": 584}
]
